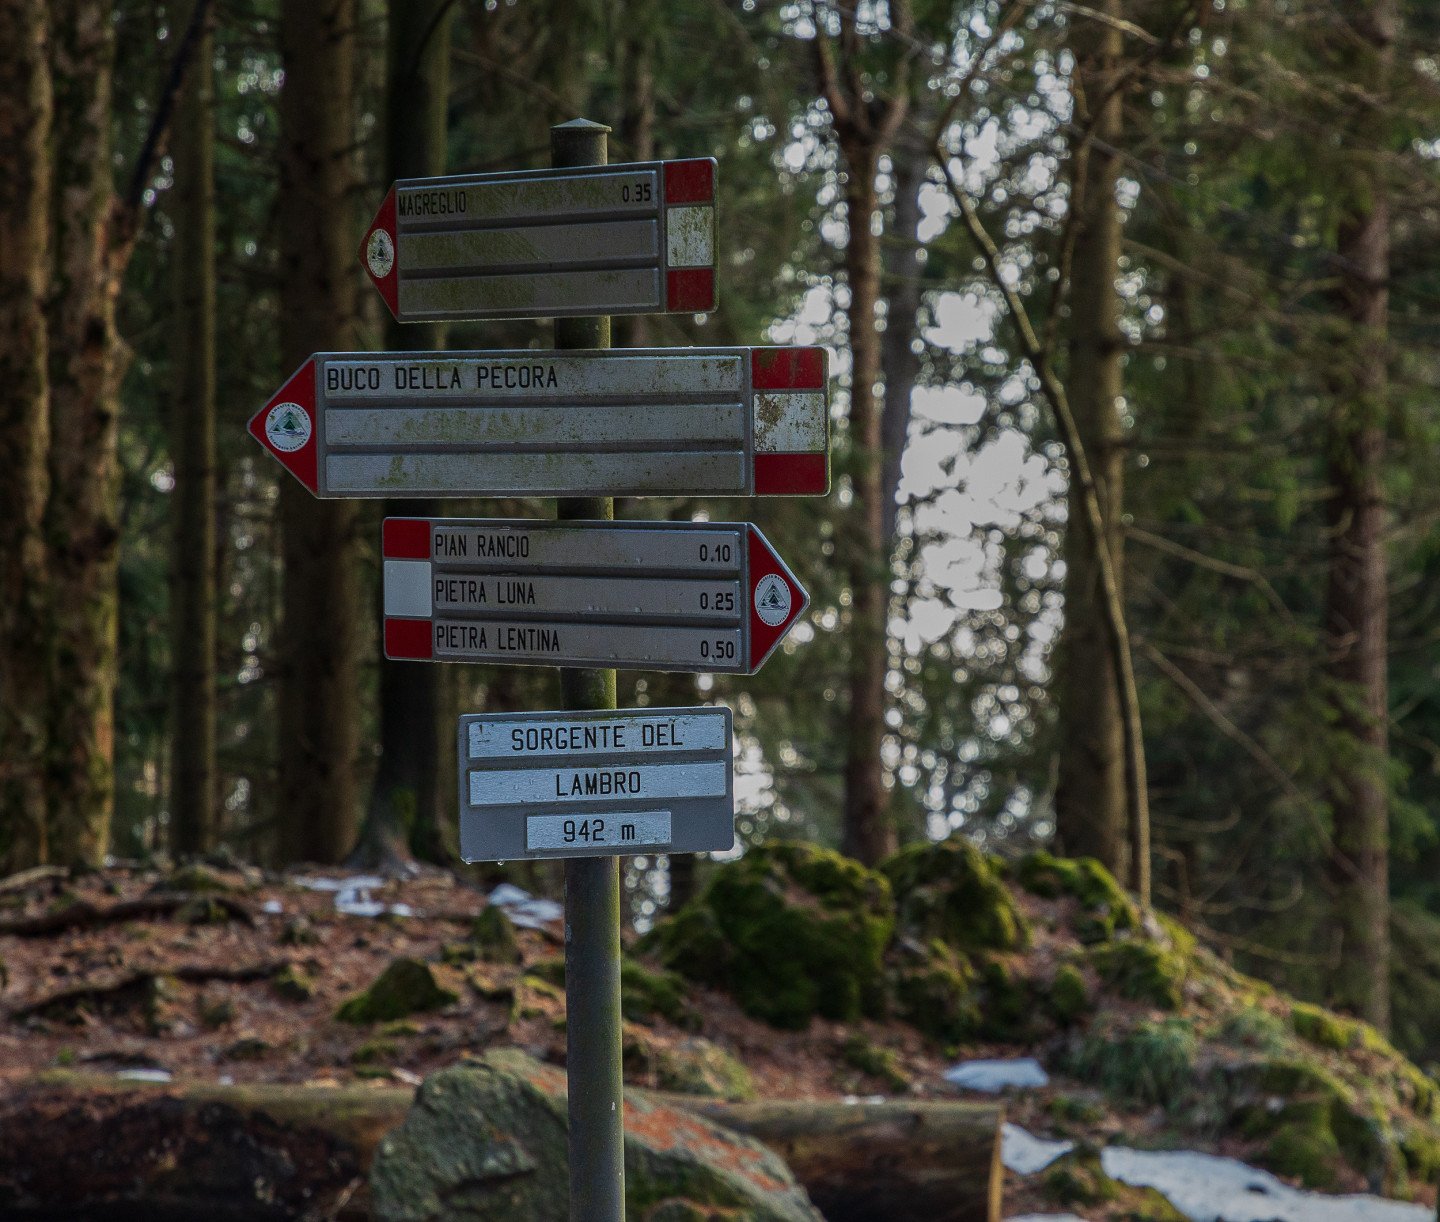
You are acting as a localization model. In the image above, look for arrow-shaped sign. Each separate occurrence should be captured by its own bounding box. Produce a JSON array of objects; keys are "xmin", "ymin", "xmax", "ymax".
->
[
  {"xmin": 360, "ymin": 159, "xmax": 717, "ymax": 322},
  {"xmin": 246, "ymin": 347, "xmax": 829, "ymax": 499},
  {"xmin": 382, "ymin": 517, "xmax": 809, "ymax": 675}
]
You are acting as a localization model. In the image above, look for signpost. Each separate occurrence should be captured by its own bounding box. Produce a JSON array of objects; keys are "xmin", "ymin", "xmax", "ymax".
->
[
  {"xmin": 245, "ymin": 346, "xmax": 829, "ymax": 499},
  {"xmin": 257, "ymin": 117, "xmax": 831, "ymax": 1222},
  {"xmin": 380, "ymin": 517, "xmax": 809, "ymax": 674},
  {"xmin": 359, "ymin": 158, "xmax": 719, "ymax": 322},
  {"xmin": 456, "ymin": 706, "xmax": 733, "ymax": 862}
]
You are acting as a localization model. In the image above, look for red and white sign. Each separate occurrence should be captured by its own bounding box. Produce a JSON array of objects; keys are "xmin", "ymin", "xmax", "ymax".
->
[
  {"xmin": 360, "ymin": 159, "xmax": 718, "ymax": 323},
  {"xmin": 245, "ymin": 346, "xmax": 829, "ymax": 499},
  {"xmin": 380, "ymin": 517, "xmax": 808, "ymax": 675}
]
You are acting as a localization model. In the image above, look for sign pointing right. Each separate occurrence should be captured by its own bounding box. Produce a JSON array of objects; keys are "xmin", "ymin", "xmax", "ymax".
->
[{"xmin": 382, "ymin": 517, "xmax": 809, "ymax": 675}]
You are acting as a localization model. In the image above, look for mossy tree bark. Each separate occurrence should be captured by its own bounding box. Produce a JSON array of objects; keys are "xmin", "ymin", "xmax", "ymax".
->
[
  {"xmin": 168, "ymin": 0, "xmax": 218, "ymax": 857},
  {"xmin": 353, "ymin": 0, "xmax": 453, "ymax": 873},
  {"xmin": 1325, "ymin": 0, "xmax": 1394, "ymax": 1034},
  {"xmin": 815, "ymin": 6, "xmax": 911, "ymax": 866},
  {"xmin": 276, "ymin": 0, "xmax": 362, "ymax": 864},
  {"xmin": 0, "ymin": 0, "xmax": 53, "ymax": 872},
  {"xmin": 45, "ymin": 0, "xmax": 130, "ymax": 869},
  {"xmin": 1054, "ymin": 0, "xmax": 1131, "ymax": 882}
]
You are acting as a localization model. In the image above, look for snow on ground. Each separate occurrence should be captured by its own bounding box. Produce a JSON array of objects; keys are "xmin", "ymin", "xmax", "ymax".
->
[
  {"xmin": 943, "ymin": 1056, "xmax": 1050, "ymax": 1092},
  {"xmin": 1000, "ymin": 1123, "xmax": 1434, "ymax": 1222}
]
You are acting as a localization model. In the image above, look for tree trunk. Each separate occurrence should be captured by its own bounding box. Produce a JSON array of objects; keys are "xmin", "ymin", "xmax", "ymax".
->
[
  {"xmin": 684, "ymin": 1098, "xmax": 1004, "ymax": 1222},
  {"xmin": 840, "ymin": 141, "xmax": 896, "ymax": 867},
  {"xmin": 168, "ymin": 0, "xmax": 218, "ymax": 858},
  {"xmin": 1054, "ymin": 0, "xmax": 1129, "ymax": 879},
  {"xmin": 276, "ymin": 0, "xmax": 362, "ymax": 865},
  {"xmin": 879, "ymin": 127, "xmax": 926, "ymax": 550},
  {"xmin": 352, "ymin": 0, "xmax": 453, "ymax": 873},
  {"xmin": 1326, "ymin": 0, "xmax": 1394, "ymax": 1033},
  {"xmin": 45, "ymin": 0, "xmax": 127, "ymax": 870},
  {"xmin": 0, "ymin": 0, "xmax": 53, "ymax": 872}
]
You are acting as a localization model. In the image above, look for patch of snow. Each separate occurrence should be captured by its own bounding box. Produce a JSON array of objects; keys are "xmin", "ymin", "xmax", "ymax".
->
[
  {"xmin": 1002, "ymin": 1122, "xmax": 1074, "ymax": 1174},
  {"xmin": 1101, "ymin": 1146, "xmax": 1433, "ymax": 1222},
  {"xmin": 943, "ymin": 1057, "xmax": 1050, "ymax": 1093},
  {"xmin": 487, "ymin": 884, "xmax": 563, "ymax": 929},
  {"xmin": 293, "ymin": 874, "xmax": 413, "ymax": 919},
  {"xmin": 116, "ymin": 1068, "xmax": 172, "ymax": 1083},
  {"xmin": 841, "ymin": 1094, "xmax": 888, "ymax": 1105},
  {"xmin": 261, "ymin": 900, "xmax": 283, "ymax": 914}
]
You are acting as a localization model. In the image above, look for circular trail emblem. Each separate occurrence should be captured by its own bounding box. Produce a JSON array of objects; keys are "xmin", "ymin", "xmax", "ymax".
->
[
  {"xmin": 754, "ymin": 574, "xmax": 792, "ymax": 627},
  {"xmin": 366, "ymin": 228, "xmax": 395, "ymax": 278},
  {"xmin": 265, "ymin": 402, "xmax": 312, "ymax": 452}
]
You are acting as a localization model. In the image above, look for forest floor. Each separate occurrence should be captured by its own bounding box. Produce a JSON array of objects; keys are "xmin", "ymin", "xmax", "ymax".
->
[{"xmin": 0, "ymin": 858, "xmax": 1434, "ymax": 1221}]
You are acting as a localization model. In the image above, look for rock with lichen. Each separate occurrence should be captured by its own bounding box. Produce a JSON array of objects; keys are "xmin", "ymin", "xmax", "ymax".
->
[
  {"xmin": 336, "ymin": 958, "xmax": 460, "ymax": 1024},
  {"xmin": 370, "ymin": 1049, "xmax": 820, "ymax": 1222}
]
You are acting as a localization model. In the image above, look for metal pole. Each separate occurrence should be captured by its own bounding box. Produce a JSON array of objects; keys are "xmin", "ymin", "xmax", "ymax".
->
[{"xmin": 552, "ymin": 117, "xmax": 624, "ymax": 1222}]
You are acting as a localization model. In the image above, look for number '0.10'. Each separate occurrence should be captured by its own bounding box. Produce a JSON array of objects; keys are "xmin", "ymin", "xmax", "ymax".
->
[{"xmin": 698, "ymin": 543, "xmax": 733, "ymax": 564}]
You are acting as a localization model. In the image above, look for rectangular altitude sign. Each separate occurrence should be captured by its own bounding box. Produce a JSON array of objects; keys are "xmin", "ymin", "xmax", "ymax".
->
[
  {"xmin": 360, "ymin": 159, "xmax": 718, "ymax": 322},
  {"xmin": 247, "ymin": 347, "xmax": 829, "ymax": 499},
  {"xmin": 457, "ymin": 705, "xmax": 734, "ymax": 860}
]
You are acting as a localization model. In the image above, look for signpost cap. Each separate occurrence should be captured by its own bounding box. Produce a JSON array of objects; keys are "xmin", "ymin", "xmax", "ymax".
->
[{"xmin": 552, "ymin": 117, "xmax": 612, "ymax": 134}]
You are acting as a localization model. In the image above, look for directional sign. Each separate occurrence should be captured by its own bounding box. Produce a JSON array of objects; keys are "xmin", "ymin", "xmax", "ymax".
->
[
  {"xmin": 383, "ymin": 517, "xmax": 808, "ymax": 674},
  {"xmin": 360, "ymin": 159, "xmax": 718, "ymax": 322},
  {"xmin": 246, "ymin": 347, "xmax": 829, "ymax": 499},
  {"xmin": 457, "ymin": 706, "xmax": 734, "ymax": 860}
]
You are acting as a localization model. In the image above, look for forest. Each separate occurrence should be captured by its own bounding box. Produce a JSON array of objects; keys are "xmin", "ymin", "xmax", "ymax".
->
[{"xmin": 5, "ymin": 0, "xmax": 1440, "ymax": 1213}]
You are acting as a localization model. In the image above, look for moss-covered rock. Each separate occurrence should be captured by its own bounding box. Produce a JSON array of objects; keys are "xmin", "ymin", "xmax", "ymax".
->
[
  {"xmin": 271, "ymin": 963, "xmax": 315, "ymax": 1002},
  {"xmin": 1074, "ymin": 1016, "xmax": 1198, "ymax": 1107},
  {"xmin": 370, "ymin": 1050, "xmax": 821, "ymax": 1221},
  {"xmin": 622, "ymin": 959, "xmax": 699, "ymax": 1029},
  {"xmin": 1090, "ymin": 938, "xmax": 1188, "ymax": 1010},
  {"xmin": 1042, "ymin": 1144, "xmax": 1120, "ymax": 1208},
  {"xmin": 472, "ymin": 904, "xmax": 523, "ymax": 965},
  {"xmin": 644, "ymin": 843, "xmax": 894, "ymax": 1030},
  {"xmin": 1015, "ymin": 852, "xmax": 1139, "ymax": 944},
  {"xmin": 839, "ymin": 1031, "xmax": 911, "ymax": 1093},
  {"xmin": 1291, "ymin": 1001, "xmax": 1356, "ymax": 1051},
  {"xmin": 880, "ymin": 837, "xmax": 1029, "ymax": 953},
  {"xmin": 336, "ymin": 958, "xmax": 460, "ymax": 1024},
  {"xmin": 888, "ymin": 939, "xmax": 978, "ymax": 1043},
  {"xmin": 624, "ymin": 1030, "xmax": 756, "ymax": 1100},
  {"xmin": 1049, "ymin": 962, "xmax": 1092, "ymax": 1026},
  {"xmin": 974, "ymin": 956, "xmax": 1034, "ymax": 1041},
  {"xmin": 157, "ymin": 863, "xmax": 236, "ymax": 894}
]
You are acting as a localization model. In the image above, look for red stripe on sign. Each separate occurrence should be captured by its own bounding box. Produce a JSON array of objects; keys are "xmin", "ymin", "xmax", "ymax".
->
[
  {"xmin": 666, "ymin": 268, "xmax": 715, "ymax": 313},
  {"xmin": 664, "ymin": 158, "xmax": 715, "ymax": 204},
  {"xmin": 754, "ymin": 452, "xmax": 830, "ymax": 496},
  {"xmin": 383, "ymin": 518, "xmax": 432, "ymax": 559},
  {"xmin": 385, "ymin": 618, "xmax": 433, "ymax": 660},
  {"xmin": 752, "ymin": 347, "xmax": 826, "ymax": 390}
]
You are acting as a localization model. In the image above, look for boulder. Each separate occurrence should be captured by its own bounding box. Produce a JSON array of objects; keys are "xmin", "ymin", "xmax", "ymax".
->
[
  {"xmin": 881, "ymin": 838, "xmax": 1029, "ymax": 953},
  {"xmin": 337, "ymin": 958, "xmax": 461, "ymax": 1024},
  {"xmin": 645, "ymin": 842, "xmax": 893, "ymax": 1030},
  {"xmin": 370, "ymin": 1048, "xmax": 823, "ymax": 1222}
]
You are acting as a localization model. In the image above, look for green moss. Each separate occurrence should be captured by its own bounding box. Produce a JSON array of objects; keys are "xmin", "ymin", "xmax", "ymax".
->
[
  {"xmin": 623, "ymin": 1035, "xmax": 756, "ymax": 1100},
  {"xmin": 352, "ymin": 1039, "xmax": 399, "ymax": 1064},
  {"xmin": 1400, "ymin": 1125, "xmax": 1440, "ymax": 1183},
  {"xmin": 163, "ymin": 863, "xmax": 235, "ymax": 893},
  {"xmin": 1074, "ymin": 1017, "xmax": 1198, "ymax": 1107},
  {"xmin": 1015, "ymin": 852, "xmax": 1139, "ymax": 944},
  {"xmin": 879, "ymin": 837, "xmax": 1029, "ymax": 952},
  {"xmin": 525, "ymin": 957, "xmax": 566, "ymax": 988},
  {"xmin": 840, "ymin": 1032, "xmax": 911, "ymax": 1093},
  {"xmin": 1217, "ymin": 1005, "xmax": 1290, "ymax": 1053},
  {"xmin": 1091, "ymin": 939, "xmax": 1188, "ymax": 1010},
  {"xmin": 975, "ymin": 957, "xmax": 1033, "ymax": 1041},
  {"xmin": 336, "ymin": 958, "xmax": 460, "ymax": 1024},
  {"xmin": 1264, "ymin": 1120, "xmax": 1342, "ymax": 1189},
  {"xmin": 1043, "ymin": 1146, "xmax": 1120, "ymax": 1208},
  {"xmin": 471, "ymin": 904, "xmax": 523, "ymax": 965},
  {"xmin": 271, "ymin": 963, "xmax": 315, "ymax": 1002},
  {"xmin": 1292, "ymin": 1001, "xmax": 1356, "ymax": 1051},
  {"xmin": 621, "ymin": 959, "xmax": 698, "ymax": 1029},
  {"xmin": 889, "ymin": 940, "xmax": 977, "ymax": 1043},
  {"xmin": 175, "ymin": 896, "xmax": 235, "ymax": 925},
  {"xmin": 1050, "ymin": 963, "xmax": 1091, "ymax": 1025},
  {"xmin": 645, "ymin": 843, "xmax": 894, "ymax": 1030}
]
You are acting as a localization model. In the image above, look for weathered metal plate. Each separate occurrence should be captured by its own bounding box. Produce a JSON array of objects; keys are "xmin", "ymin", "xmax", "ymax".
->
[
  {"xmin": 246, "ymin": 347, "xmax": 830, "ymax": 499},
  {"xmin": 457, "ymin": 706, "xmax": 733, "ymax": 860},
  {"xmin": 382, "ymin": 517, "xmax": 808, "ymax": 675},
  {"xmin": 360, "ymin": 160, "xmax": 718, "ymax": 321}
]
